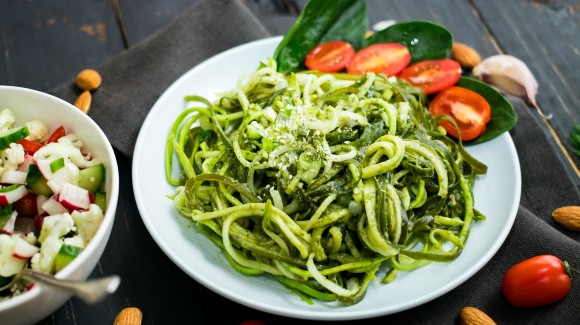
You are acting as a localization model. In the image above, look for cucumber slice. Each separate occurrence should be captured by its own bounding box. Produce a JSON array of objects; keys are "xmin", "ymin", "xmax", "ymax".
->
[
  {"xmin": 93, "ymin": 191, "xmax": 106, "ymax": 212},
  {"xmin": 0, "ymin": 127, "xmax": 29, "ymax": 150},
  {"xmin": 54, "ymin": 244, "xmax": 83, "ymax": 272},
  {"xmin": 0, "ymin": 275, "xmax": 12, "ymax": 288},
  {"xmin": 25, "ymin": 164, "xmax": 53, "ymax": 196},
  {"xmin": 49, "ymin": 158, "xmax": 65, "ymax": 173},
  {"xmin": 78, "ymin": 164, "xmax": 105, "ymax": 193},
  {"xmin": 0, "ymin": 205, "xmax": 13, "ymax": 229},
  {"xmin": 0, "ymin": 184, "xmax": 19, "ymax": 193}
]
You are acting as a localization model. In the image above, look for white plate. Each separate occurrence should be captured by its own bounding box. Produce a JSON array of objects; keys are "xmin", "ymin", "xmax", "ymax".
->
[{"xmin": 132, "ymin": 36, "xmax": 521, "ymax": 320}]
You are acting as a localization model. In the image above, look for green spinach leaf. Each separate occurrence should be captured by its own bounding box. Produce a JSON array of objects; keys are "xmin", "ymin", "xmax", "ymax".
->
[
  {"xmin": 367, "ymin": 21, "xmax": 453, "ymax": 63},
  {"xmin": 273, "ymin": 0, "xmax": 368, "ymax": 74},
  {"xmin": 457, "ymin": 77, "xmax": 517, "ymax": 144}
]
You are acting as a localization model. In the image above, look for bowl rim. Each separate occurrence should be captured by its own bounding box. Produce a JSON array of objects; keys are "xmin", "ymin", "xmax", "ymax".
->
[{"xmin": 0, "ymin": 85, "xmax": 120, "ymax": 311}]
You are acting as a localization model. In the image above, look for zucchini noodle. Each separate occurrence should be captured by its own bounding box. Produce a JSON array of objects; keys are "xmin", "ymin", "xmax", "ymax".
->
[{"xmin": 165, "ymin": 58, "xmax": 487, "ymax": 305}]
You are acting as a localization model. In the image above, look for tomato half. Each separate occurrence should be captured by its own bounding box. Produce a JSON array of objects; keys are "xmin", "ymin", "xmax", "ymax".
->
[
  {"xmin": 346, "ymin": 43, "xmax": 411, "ymax": 76},
  {"xmin": 305, "ymin": 40, "xmax": 355, "ymax": 73},
  {"xmin": 399, "ymin": 59, "xmax": 462, "ymax": 95},
  {"xmin": 46, "ymin": 125, "xmax": 66, "ymax": 143},
  {"xmin": 429, "ymin": 86, "xmax": 491, "ymax": 141},
  {"xmin": 501, "ymin": 255, "xmax": 572, "ymax": 307},
  {"xmin": 18, "ymin": 138, "xmax": 43, "ymax": 154}
]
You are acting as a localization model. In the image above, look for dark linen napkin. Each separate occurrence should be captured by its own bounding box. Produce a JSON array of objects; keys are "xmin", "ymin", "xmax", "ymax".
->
[{"xmin": 49, "ymin": 0, "xmax": 580, "ymax": 323}]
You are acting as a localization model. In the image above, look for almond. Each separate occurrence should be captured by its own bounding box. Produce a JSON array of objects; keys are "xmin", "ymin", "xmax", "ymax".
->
[
  {"xmin": 114, "ymin": 307, "xmax": 142, "ymax": 325},
  {"xmin": 552, "ymin": 206, "xmax": 580, "ymax": 231},
  {"xmin": 459, "ymin": 307, "xmax": 496, "ymax": 325},
  {"xmin": 75, "ymin": 69, "xmax": 102, "ymax": 91},
  {"xmin": 73, "ymin": 90, "xmax": 92, "ymax": 114},
  {"xmin": 451, "ymin": 42, "xmax": 481, "ymax": 69}
]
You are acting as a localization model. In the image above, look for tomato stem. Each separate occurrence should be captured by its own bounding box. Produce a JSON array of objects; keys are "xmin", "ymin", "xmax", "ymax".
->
[{"xmin": 563, "ymin": 260, "xmax": 579, "ymax": 278}]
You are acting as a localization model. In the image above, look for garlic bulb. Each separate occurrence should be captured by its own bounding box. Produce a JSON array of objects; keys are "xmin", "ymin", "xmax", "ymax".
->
[{"xmin": 473, "ymin": 54, "xmax": 552, "ymax": 119}]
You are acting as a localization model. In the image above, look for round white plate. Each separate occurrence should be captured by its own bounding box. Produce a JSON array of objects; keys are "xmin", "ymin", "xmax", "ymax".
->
[{"xmin": 132, "ymin": 36, "xmax": 521, "ymax": 321}]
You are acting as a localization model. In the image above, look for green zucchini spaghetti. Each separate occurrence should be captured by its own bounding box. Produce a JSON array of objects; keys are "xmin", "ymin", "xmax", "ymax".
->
[{"xmin": 165, "ymin": 58, "xmax": 487, "ymax": 305}]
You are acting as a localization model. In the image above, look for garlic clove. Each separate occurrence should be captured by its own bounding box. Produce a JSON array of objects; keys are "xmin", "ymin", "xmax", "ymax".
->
[{"xmin": 473, "ymin": 54, "xmax": 551, "ymax": 119}]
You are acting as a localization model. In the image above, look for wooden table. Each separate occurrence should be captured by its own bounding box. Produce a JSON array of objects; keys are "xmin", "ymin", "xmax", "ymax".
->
[{"xmin": 1, "ymin": 0, "xmax": 578, "ymax": 324}]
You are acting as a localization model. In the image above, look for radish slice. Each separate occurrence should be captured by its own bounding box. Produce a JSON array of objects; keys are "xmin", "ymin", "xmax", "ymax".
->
[
  {"xmin": 0, "ymin": 185, "xmax": 28, "ymax": 206},
  {"xmin": 42, "ymin": 196, "xmax": 68, "ymax": 215},
  {"xmin": 0, "ymin": 170, "xmax": 27, "ymax": 184},
  {"xmin": 45, "ymin": 162, "xmax": 80, "ymax": 193},
  {"xmin": 36, "ymin": 159, "xmax": 55, "ymax": 179},
  {"xmin": 36, "ymin": 194, "xmax": 49, "ymax": 215},
  {"xmin": 12, "ymin": 235, "xmax": 39, "ymax": 259},
  {"xmin": 58, "ymin": 183, "xmax": 90, "ymax": 211},
  {"xmin": 1, "ymin": 211, "xmax": 18, "ymax": 234},
  {"xmin": 17, "ymin": 154, "xmax": 35, "ymax": 172}
]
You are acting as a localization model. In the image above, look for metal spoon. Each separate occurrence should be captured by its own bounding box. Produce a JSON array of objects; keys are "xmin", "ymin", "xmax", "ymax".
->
[{"xmin": 21, "ymin": 269, "xmax": 121, "ymax": 305}]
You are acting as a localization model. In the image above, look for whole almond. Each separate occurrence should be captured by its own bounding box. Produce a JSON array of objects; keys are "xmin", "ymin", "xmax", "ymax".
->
[
  {"xmin": 552, "ymin": 206, "xmax": 580, "ymax": 231},
  {"xmin": 114, "ymin": 307, "xmax": 142, "ymax": 325},
  {"xmin": 451, "ymin": 42, "xmax": 481, "ymax": 69},
  {"xmin": 459, "ymin": 307, "xmax": 496, "ymax": 325},
  {"xmin": 75, "ymin": 68, "xmax": 102, "ymax": 91},
  {"xmin": 73, "ymin": 90, "xmax": 92, "ymax": 114}
]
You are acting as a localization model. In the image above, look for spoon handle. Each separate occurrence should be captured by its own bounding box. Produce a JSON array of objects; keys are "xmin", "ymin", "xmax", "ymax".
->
[{"xmin": 22, "ymin": 269, "xmax": 121, "ymax": 305}]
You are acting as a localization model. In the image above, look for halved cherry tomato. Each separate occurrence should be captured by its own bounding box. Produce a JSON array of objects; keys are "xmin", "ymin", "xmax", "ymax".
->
[
  {"xmin": 399, "ymin": 59, "xmax": 462, "ymax": 95},
  {"xmin": 305, "ymin": 40, "xmax": 355, "ymax": 73},
  {"xmin": 46, "ymin": 125, "xmax": 66, "ymax": 143},
  {"xmin": 18, "ymin": 138, "xmax": 43, "ymax": 154},
  {"xmin": 501, "ymin": 255, "xmax": 572, "ymax": 307},
  {"xmin": 429, "ymin": 86, "xmax": 491, "ymax": 141},
  {"xmin": 346, "ymin": 43, "xmax": 411, "ymax": 76}
]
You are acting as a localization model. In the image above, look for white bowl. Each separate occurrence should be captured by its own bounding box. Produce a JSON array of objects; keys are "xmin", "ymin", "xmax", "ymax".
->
[{"xmin": 0, "ymin": 86, "xmax": 120, "ymax": 325}]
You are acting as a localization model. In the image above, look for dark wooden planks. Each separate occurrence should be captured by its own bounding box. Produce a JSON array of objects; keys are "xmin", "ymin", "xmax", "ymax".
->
[
  {"xmin": 471, "ymin": 0, "xmax": 580, "ymax": 172},
  {"xmin": 0, "ymin": 0, "xmax": 124, "ymax": 91}
]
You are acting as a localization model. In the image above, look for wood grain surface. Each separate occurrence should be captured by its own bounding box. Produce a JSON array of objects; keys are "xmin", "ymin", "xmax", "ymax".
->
[{"xmin": 0, "ymin": 0, "xmax": 578, "ymax": 324}]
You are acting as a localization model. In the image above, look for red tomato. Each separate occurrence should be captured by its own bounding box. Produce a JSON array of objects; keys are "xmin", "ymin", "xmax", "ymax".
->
[
  {"xmin": 305, "ymin": 40, "xmax": 355, "ymax": 73},
  {"xmin": 429, "ymin": 86, "xmax": 491, "ymax": 141},
  {"xmin": 399, "ymin": 59, "xmax": 462, "ymax": 95},
  {"xmin": 501, "ymin": 255, "xmax": 572, "ymax": 307},
  {"xmin": 46, "ymin": 125, "xmax": 66, "ymax": 143},
  {"xmin": 347, "ymin": 43, "xmax": 411, "ymax": 76},
  {"xmin": 13, "ymin": 192, "xmax": 38, "ymax": 218},
  {"xmin": 18, "ymin": 138, "xmax": 43, "ymax": 154}
]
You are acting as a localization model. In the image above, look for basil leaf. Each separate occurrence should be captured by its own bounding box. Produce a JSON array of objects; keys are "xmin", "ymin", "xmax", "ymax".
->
[
  {"xmin": 457, "ymin": 77, "xmax": 517, "ymax": 144},
  {"xmin": 367, "ymin": 21, "xmax": 452, "ymax": 63},
  {"xmin": 273, "ymin": 0, "xmax": 368, "ymax": 74}
]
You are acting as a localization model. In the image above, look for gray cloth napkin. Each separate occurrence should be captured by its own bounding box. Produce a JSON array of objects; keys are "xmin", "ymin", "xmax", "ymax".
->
[{"xmin": 50, "ymin": 0, "xmax": 580, "ymax": 323}]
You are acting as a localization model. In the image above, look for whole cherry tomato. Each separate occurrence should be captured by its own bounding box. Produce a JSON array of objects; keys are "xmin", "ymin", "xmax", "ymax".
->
[
  {"xmin": 501, "ymin": 255, "xmax": 572, "ymax": 307},
  {"xmin": 399, "ymin": 58, "xmax": 462, "ymax": 95},
  {"xmin": 305, "ymin": 40, "xmax": 355, "ymax": 73},
  {"xmin": 429, "ymin": 86, "xmax": 491, "ymax": 141}
]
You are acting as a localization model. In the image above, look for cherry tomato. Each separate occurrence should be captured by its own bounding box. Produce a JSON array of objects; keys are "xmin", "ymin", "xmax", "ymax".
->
[
  {"xmin": 305, "ymin": 40, "xmax": 355, "ymax": 73},
  {"xmin": 429, "ymin": 86, "xmax": 491, "ymax": 141},
  {"xmin": 18, "ymin": 138, "xmax": 43, "ymax": 154},
  {"xmin": 46, "ymin": 125, "xmax": 66, "ymax": 143},
  {"xmin": 501, "ymin": 255, "xmax": 572, "ymax": 307},
  {"xmin": 399, "ymin": 59, "xmax": 462, "ymax": 95},
  {"xmin": 13, "ymin": 192, "xmax": 38, "ymax": 218},
  {"xmin": 347, "ymin": 43, "xmax": 411, "ymax": 76}
]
